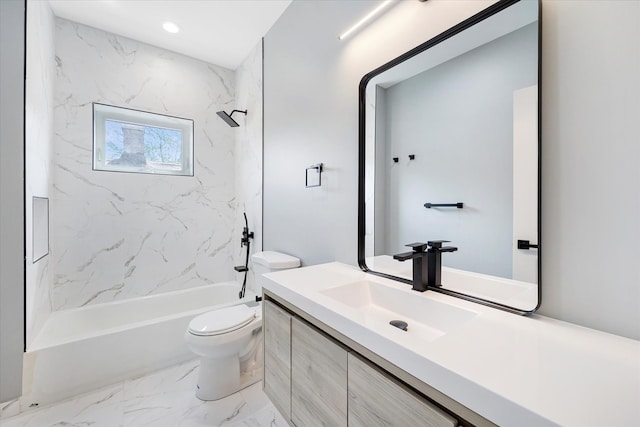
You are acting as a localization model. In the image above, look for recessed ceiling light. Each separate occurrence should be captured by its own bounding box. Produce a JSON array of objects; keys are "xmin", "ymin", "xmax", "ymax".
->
[{"xmin": 162, "ymin": 21, "xmax": 180, "ymax": 34}]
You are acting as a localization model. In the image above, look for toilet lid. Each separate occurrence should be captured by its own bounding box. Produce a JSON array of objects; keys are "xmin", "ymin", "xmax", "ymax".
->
[{"xmin": 188, "ymin": 304, "xmax": 256, "ymax": 336}]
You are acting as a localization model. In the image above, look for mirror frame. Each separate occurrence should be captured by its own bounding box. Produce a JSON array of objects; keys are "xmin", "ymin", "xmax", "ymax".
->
[{"xmin": 357, "ymin": 0, "xmax": 541, "ymax": 315}]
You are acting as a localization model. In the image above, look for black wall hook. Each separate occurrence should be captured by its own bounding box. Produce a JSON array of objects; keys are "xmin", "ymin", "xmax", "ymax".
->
[{"xmin": 517, "ymin": 240, "xmax": 539, "ymax": 250}]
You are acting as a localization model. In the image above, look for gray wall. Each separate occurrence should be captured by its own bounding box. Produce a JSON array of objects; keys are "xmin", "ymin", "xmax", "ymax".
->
[
  {"xmin": 264, "ymin": 0, "xmax": 639, "ymax": 340},
  {"xmin": 539, "ymin": 0, "xmax": 639, "ymax": 339},
  {"xmin": 264, "ymin": 0, "xmax": 372, "ymax": 266},
  {"xmin": 0, "ymin": 0, "xmax": 25, "ymax": 402}
]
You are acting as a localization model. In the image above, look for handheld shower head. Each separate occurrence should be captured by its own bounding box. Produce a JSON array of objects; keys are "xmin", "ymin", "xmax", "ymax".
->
[{"xmin": 216, "ymin": 109, "xmax": 247, "ymax": 127}]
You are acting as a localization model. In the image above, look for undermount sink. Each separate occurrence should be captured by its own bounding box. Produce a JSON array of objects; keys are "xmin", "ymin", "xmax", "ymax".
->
[{"xmin": 320, "ymin": 279, "xmax": 477, "ymax": 342}]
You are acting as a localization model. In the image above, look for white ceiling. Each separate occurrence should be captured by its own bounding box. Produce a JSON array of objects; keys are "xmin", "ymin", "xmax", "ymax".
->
[{"xmin": 48, "ymin": 0, "xmax": 292, "ymax": 70}]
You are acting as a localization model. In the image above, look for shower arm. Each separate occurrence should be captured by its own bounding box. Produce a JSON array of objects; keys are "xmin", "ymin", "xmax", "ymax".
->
[{"xmin": 229, "ymin": 110, "xmax": 247, "ymax": 118}]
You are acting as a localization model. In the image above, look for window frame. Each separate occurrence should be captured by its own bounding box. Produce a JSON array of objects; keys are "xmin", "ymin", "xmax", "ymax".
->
[{"xmin": 92, "ymin": 103, "xmax": 194, "ymax": 176}]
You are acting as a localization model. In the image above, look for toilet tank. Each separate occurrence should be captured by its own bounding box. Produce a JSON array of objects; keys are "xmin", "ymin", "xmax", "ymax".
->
[{"xmin": 251, "ymin": 251, "xmax": 300, "ymax": 292}]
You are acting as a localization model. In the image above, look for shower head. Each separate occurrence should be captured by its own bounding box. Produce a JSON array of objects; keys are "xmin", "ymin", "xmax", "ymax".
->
[{"xmin": 216, "ymin": 109, "xmax": 247, "ymax": 127}]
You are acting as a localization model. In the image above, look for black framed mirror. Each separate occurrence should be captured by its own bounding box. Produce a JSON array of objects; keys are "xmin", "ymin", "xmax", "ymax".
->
[{"xmin": 358, "ymin": 0, "xmax": 540, "ymax": 314}]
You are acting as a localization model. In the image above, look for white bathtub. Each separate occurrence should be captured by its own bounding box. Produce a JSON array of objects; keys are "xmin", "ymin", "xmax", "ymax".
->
[{"xmin": 22, "ymin": 282, "xmax": 256, "ymax": 407}]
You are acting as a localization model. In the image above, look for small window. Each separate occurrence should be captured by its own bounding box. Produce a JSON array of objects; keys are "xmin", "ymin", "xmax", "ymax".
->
[{"xmin": 93, "ymin": 103, "xmax": 194, "ymax": 176}]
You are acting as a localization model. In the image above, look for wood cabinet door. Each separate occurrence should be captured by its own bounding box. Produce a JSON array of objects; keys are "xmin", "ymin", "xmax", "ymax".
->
[
  {"xmin": 291, "ymin": 317, "xmax": 348, "ymax": 427},
  {"xmin": 348, "ymin": 353, "xmax": 458, "ymax": 427},
  {"xmin": 263, "ymin": 300, "xmax": 292, "ymax": 419}
]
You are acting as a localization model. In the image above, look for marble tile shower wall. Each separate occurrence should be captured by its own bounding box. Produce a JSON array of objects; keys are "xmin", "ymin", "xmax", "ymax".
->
[
  {"xmin": 25, "ymin": 0, "xmax": 55, "ymax": 346},
  {"xmin": 52, "ymin": 19, "xmax": 238, "ymax": 310},
  {"xmin": 233, "ymin": 41, "xmax": 263, "ymax": 293}
]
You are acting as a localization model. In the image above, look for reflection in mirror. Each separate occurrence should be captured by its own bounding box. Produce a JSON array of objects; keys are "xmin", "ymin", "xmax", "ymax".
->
[{"xmin": 359, "ymin": 0, "xmax": 540, "ymax": 313}]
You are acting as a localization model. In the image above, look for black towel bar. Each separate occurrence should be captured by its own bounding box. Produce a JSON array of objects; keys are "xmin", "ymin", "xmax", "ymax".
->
[{"xmin": 424, "ymin": 202, "xmax": 463, "ymax": 209}]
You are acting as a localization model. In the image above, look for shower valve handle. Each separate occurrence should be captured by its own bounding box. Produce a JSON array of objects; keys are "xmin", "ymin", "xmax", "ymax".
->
[{"xmin": 241, "ymin": 227, "xmax": 254, "ymax": 246}]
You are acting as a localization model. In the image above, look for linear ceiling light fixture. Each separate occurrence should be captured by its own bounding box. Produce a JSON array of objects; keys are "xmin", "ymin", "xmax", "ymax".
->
[{"xmin": 339, "ymin": 0, "xmax": 393, "ymax": 40}]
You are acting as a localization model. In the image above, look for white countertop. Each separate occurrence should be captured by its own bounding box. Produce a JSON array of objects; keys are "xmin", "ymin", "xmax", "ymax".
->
[{"xmin": 262, "ymin": 262, "xmax": 640, "ymax": 426}]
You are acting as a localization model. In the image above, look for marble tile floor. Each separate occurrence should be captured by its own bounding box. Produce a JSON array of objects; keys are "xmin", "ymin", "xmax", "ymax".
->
[{"xmin": 0, "ymin": 359, "xmax": 289, "ymax": 427}]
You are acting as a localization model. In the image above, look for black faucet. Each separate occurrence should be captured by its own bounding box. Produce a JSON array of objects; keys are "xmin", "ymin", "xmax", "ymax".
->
[
  {"xmin": 393, "ymin": 240, "xmax": 458, "ymax": 292},
  {"xmin": 425, "ymin": 240, "xmax": 458, "ymax": 287},
  {"xmin": 393, "ymin": 242, "xmax": 430, "ymax": 292}
]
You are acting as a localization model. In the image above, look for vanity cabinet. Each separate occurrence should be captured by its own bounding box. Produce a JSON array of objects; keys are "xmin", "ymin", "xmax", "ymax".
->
[
  {"xmin": 264, "ymin": 296, "xmax": 480, "ymax": 426},
  {"xmin": 291, "ymin": 317, "xmax": 348, "ymax": 426},
  {"xmin": 264, "ymin": 300, "xmax": 348, "ymax": 426},
  {"xmin": 348, "ymin": 353, "xmax": 457, "ymax": 427},
  {"xmin": 263, "ymin": 300, "xmax": 292, "ymax": 419}
]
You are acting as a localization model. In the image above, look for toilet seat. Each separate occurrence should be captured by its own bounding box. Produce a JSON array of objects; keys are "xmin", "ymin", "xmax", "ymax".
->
[{"xmin": 188, "ymin": 305, "xmax": 256, "ymax": 336}]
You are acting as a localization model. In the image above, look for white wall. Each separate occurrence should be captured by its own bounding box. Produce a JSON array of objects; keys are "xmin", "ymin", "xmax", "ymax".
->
[
  {"xmin": 538, "ymin": 0, "xmax": 639, "ymax": 339},
  {"xmin": 25, "ymin": 0, "xmax": 55, "ymax": 348},
  {"xmin": 264, "ymin": 0, "xmax": 640, "ymax": 340},
  {"xmin": 51, "ymin": 19, "xmax": 237, "ymax": 310},
  {"xmin": 0, "ymin": 0, "xmax": 25, "ymax": 404}
]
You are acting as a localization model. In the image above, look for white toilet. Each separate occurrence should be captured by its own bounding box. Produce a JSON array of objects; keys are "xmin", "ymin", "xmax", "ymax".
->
[{"xmin": 184, "ymin": 251, "xmax": 300, "ymax": 401}]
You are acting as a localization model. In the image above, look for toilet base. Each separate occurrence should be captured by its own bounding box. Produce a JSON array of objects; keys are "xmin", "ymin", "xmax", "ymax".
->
[
  {"xmin": 195, "ymin": 356, "xmax": 239, "ymax": 401},
  {"xmin": 193, "ymin": 337, "xmax": 264, "ymax": 401}
]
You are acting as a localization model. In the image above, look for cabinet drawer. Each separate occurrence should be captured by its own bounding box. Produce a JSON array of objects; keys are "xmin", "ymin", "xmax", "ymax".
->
[
  {"xmin": 263, "ymin": 300, "xmax": 292, "ymax": 419},
  {"xmin": 291, "ymin": 317, "xmax": 348, "ymax": 427},
  {"xmin": 348, "ymin": 353, "xmax": 457, "ymax": 427}
]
